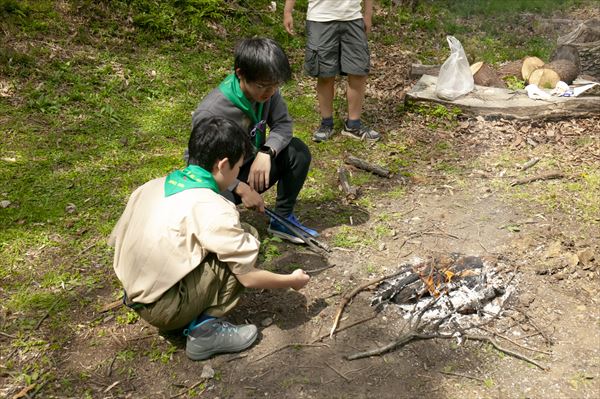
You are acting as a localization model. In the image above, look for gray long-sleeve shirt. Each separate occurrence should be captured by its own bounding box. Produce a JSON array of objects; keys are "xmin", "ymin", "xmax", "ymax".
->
[{"xmin": 192, "ymin": 87, "xmax": 293, "ymax": 155}]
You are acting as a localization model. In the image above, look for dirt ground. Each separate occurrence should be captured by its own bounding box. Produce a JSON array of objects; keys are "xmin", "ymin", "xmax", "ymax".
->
[
  {"xmin": 55, "ymin": 110, "xmax": 600, "ymax": 399},
  {"xmin": 3, "ymin": 9, "xmax": 600, "ymax": 399}
]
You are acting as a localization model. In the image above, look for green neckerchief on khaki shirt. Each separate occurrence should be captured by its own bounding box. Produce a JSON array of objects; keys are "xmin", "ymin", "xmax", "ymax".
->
[
  {"xmin": 218, "ymin": 73, "xmax": 264, "ymax": 148},
  {"xmin": 164, "ymin": 165, "xmax": 219, "ymax": 197}
]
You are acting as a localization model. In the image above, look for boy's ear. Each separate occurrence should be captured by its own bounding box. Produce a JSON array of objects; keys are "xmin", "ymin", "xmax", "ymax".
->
[
  {"xmin": 216, "ymin": 158, "xmax": 230, "ymax": 173},
  {"xmin": 235, "ymin": 68, "xmax": 243, "ymax": 80}
]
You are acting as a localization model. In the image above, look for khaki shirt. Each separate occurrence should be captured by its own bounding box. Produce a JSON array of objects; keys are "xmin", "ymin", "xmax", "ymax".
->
[{"xmin": 109, "ymin": 177, "xmax": 259, "ymax": 304}]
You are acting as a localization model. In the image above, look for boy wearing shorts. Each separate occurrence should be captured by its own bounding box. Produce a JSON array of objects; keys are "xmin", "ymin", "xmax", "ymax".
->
[{"xmin": 284, "ymin": 0, "xmax": 381, "ymax": 142}]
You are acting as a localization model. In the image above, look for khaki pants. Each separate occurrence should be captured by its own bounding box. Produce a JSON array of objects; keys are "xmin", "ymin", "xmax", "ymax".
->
[{"xmin": 136, "ymin": 224, "xmax": 258, "ymax": 331}]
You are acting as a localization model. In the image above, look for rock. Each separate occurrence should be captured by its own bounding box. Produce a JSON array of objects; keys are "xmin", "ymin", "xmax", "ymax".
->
[
  {"xmin": 544, "ymin": 241, "xmax": 562, "ymax": 259},
  {"xmin": 261, "ymin": 317, "xmax": 273, "ymax": 327},
  {"xmin": 378, "ymin": 243, "xmax": 386, "ymax": 251},
  {"xmin": 65, "ymin": 203, "xmax": 77, "ymax": 213},
  {"xmin": 565, "ymin": 252, "xmax": 580, "ymax": 268},
  {"xmin": 578, "ymin": 248, "xmax": 596, "ymax": 269},
  {"xmin": 0, "ymin": 200, "xmax": 10, "ymax": 208},
  {"xmin": 201, "ymin": 364, "xmax": 215, "ymax": 379},
  {"xmin": 519, "ymin": 293, "xmax": 535, "ymax": 307}
]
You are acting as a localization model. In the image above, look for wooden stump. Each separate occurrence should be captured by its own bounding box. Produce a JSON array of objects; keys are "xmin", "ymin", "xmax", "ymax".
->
[
  {"xmin": 558, "ymin": 19, "xmax": 600, "ymax": 79},
  {"xmin": 470, "ymin": 62, "xmax": 506, "ymax": 88},
  {"xmin": 498, "ymin": 59, "xmax": 524, "ymax": 80}
]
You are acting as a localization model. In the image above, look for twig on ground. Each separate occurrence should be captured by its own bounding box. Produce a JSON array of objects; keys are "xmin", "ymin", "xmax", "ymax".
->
[
  {"xmin": 104, "ymin": 381, "xmax": 121, "ymax": 393},
  {"xmin": 481, "ymin": 327, "xmax": 552, "ymax": 355},
  {"xmin": 510, "ymin": 171, "xmax": 564, "ymax": 186},
  {"xmin": 34, "ymin": 299, "xmax": 60, "ymax": 330},
  {"xmin": 106, "ymin": 355, "xmax": 117, "ymax": 377},
  {"xmin": 439, "ymin": 370, "xmax": 485, "ymax": 382},
  {"xmin": 311, "ymin": 315, "xmax": 376, "ymax": 343},
  {"xmin": 306, "ymin": 264, "xmax": 336, "ymax": 275},
  {"xmin": 329, "ymin": 267, "xmax": 410, "ymax": 338},
  {"xmin": 126, "ymin": 334, "xmax": 155, "ymax": 342},
  {"xmin": 169, "ymin": 379, "xmax": 207, "ymax": 399},
  {"xmin": 324, "ymin": 362, "xmax": 351, "ymax": 382},
  {"xmin": 520, "ymin": 157, "xmax": 540, "ymax": 171},
  {"xmin": 252, "ymin": 343, "xmax": 328, "ymax": 363},
  {"xmin": 0, "ymin": 331, "xmax": 16, "ymax": 339},
  {"xmin": 346, "ymin": 332, "xmax": 548, "ymax": 370},
  {"xmin": 514, "ymin": 308, "xmax": 554, "ymax": 345},
  {"xmin": 99, "ymin": 299, "xmax": 123, "ymax": 313},
  {"xmin": 464, "ymin": 334, "xmax": 548, "ymax": 370}
]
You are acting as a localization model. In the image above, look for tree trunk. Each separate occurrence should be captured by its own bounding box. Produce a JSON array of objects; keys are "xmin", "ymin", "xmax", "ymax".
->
[{"xmin": 558, "ymin": 19, "xmax": 600, "ymax": 79}]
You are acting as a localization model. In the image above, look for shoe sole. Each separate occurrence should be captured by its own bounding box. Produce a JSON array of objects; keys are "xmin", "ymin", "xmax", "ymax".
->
[
  {"xmin": 341, "ymin": 129, "xmax": 381, "ymax": 142},
  {"xmin": 185, "ymin": 329, "xmax": 258, "ymax": 361},
  {"xmin": 267, "ymin": 226, "xmax": 305, "ymax": 244}
]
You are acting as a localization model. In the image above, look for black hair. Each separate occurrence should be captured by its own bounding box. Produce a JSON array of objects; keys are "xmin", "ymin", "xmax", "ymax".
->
[
  {"xmin": 187, "ymin": 116, "xmax": 252, "ymax": 170},
  {"xmin": 234, "ymin": 37, "xmax": 292, "ymax": 83}
]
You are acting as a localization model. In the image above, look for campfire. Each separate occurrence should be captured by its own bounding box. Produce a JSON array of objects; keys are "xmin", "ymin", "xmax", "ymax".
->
[{"xmin": 371, "ymin": 254, "xmax": 515, "ymax": 329}]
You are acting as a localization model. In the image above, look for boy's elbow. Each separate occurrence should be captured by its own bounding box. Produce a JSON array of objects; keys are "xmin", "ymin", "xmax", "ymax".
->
[{"xmin": 236, "ymin": 272, "xmax": 259, "ymax": 289}]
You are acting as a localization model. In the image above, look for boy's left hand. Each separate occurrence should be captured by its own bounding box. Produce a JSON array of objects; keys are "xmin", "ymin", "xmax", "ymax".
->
[{"xmin": 248, "ymin": 152, "xmax": 271, "ymax": 192}]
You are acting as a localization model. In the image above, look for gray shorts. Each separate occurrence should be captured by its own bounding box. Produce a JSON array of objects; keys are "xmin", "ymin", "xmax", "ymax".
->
[{"xmin": 304, "ymin": 19, "xmax": 370, "ymax": 78}]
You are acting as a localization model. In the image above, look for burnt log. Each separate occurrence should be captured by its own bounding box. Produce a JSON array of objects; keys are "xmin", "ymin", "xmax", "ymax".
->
[{"xmin": 345, "ymin": 156, "xmax": 392, "ymax": 178}]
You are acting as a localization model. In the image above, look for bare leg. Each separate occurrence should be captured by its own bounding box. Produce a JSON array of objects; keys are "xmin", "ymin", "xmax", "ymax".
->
[
  {"xmin": 316, "ymin": 76, "xmax": 335, "ymax": 119},
  {"xmin": 347, "ymin": 74, "xmax": 367, "ymax": 121}
]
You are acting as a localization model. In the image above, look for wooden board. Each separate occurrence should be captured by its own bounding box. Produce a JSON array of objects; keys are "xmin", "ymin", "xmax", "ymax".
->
[{"xmin": 406, "ymin": 75, "xmax": 600, "ymax": 121}]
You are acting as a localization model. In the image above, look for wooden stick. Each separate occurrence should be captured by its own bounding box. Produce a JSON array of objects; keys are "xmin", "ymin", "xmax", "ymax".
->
[
  {"xmin": 329, "ymin": 267, "xmax": 410, "ymax": 338},
  {"xmin": 465, "ymin": 334, "xmax": 548, "ymax": 370},
  {"xmin": 520, "ymin": 157, "xmax": 540, "ymax": 171},
  {"xmin": 346, "ymin": 332, "xmax": 548, "ymax": 370},
  {"xmin": 324, "ymin": 362, "xmax": 351, "ymax": 382},
  {"xmin": 338, "ymin": 166, "xmax": 359, "ymax": 200},
  {"xmin": 439, "ymin": 370, "xmax": 485, "ymax": 382},
  {"xmin": 169, "ymin": 379, "xmax": 207, "ymax": 399},
  {"xmin": 99, "ymin": 299, "xmax": 123, "ymax": 313},
  {"xmin": 481, "ymin": 327, "xmax": 552, "ymax": 355},
  {"xmin": 345, "ymin": 156, "xmax": 391, "ymax": 178},
  {"xmin": 510, "ymin": 171, "xmax": 564, "ymax": 186},
  {"xmin": 0, "ymin": 331, "xmax": 16, "ymax": 339},
  {"xmin": 311, "ymin": 315, "xmax": 376, "ymax": 343}
]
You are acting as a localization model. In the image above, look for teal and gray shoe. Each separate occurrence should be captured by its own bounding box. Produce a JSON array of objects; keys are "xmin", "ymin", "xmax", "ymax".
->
[{"xmin": 185, "ymin": 319, "xmax": 258, "ymax": 361}]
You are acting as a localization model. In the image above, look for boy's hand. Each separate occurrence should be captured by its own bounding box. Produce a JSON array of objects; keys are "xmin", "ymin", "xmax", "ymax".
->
[
  {"xmin": 290, "ymin": 269, "xmax": 310, "ymax": 290},
  {"xmin": 283, "ymin": 12, "xmax": 294, "ymax": 35},
  {"xmin": 249, "ymin": 152, "xmax": 271, "ymax": 192},
  {"xmin": 235, "ymin": 182, "xmax": 265, "ymax": 212}
]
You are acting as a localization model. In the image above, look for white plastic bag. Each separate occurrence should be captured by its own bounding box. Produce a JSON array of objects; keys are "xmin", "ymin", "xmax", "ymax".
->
[{"xmin": 435, "ymin": 36, "xmax": 474, "ymax": 100}]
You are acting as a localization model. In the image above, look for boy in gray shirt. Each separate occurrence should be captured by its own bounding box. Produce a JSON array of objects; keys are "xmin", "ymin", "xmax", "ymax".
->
[{"xmin": 192, "ymin": 38, "xmax": 318, "ymax": 243}]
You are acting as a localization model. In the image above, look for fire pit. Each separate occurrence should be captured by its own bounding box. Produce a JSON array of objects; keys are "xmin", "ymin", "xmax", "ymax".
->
[{"xmin": 371, "ymin": 253, "xmax": 515, "ymax": 330}]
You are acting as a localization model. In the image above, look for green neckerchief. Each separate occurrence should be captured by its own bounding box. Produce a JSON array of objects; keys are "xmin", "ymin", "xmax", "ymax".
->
[
  {"xmin": 218, "ymin": 73, "xmax": 264, "ymax": 148},
  {"xmin": 164, "ymin": 165, "xmax": 219, "ymax": 197}
]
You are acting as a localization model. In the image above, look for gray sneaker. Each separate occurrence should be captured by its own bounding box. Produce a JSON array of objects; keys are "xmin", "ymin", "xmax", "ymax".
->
[
  {"xmin": 185, "ymin": 319, "xmax": 258, "ymax": 361},
  {"xmin": 312, "ymin": 125, "xmax": 335, "ymax": 142},
  {"xmin": 341, "ymin": 122, "xmax": 381, "ymax": 142}
]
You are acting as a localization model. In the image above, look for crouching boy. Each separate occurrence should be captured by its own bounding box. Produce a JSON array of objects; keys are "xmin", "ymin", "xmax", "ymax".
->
[{"xmin": 109, "ymin": 116, "xmax": 310, "ymax": 360}]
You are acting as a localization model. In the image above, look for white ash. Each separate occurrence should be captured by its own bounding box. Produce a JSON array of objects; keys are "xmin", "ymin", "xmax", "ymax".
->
[{"xmin": 371, "ymin": 255, "xmax": 516, "ymax": 330}]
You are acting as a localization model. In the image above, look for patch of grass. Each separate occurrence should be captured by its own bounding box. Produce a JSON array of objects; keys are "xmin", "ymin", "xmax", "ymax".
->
[
  {"xmin": 331, "ymin": 225, "xmax": 374, "ymax": 248},
  {"xmin": 259, "ymin": 236, "xmax": 283, "ymax": 264}
]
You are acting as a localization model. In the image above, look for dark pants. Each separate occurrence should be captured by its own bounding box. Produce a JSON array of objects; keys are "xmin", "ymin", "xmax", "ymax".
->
[{"xmin": 221, "ymin": 137, "xmax": 311, "ymax": 216}]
